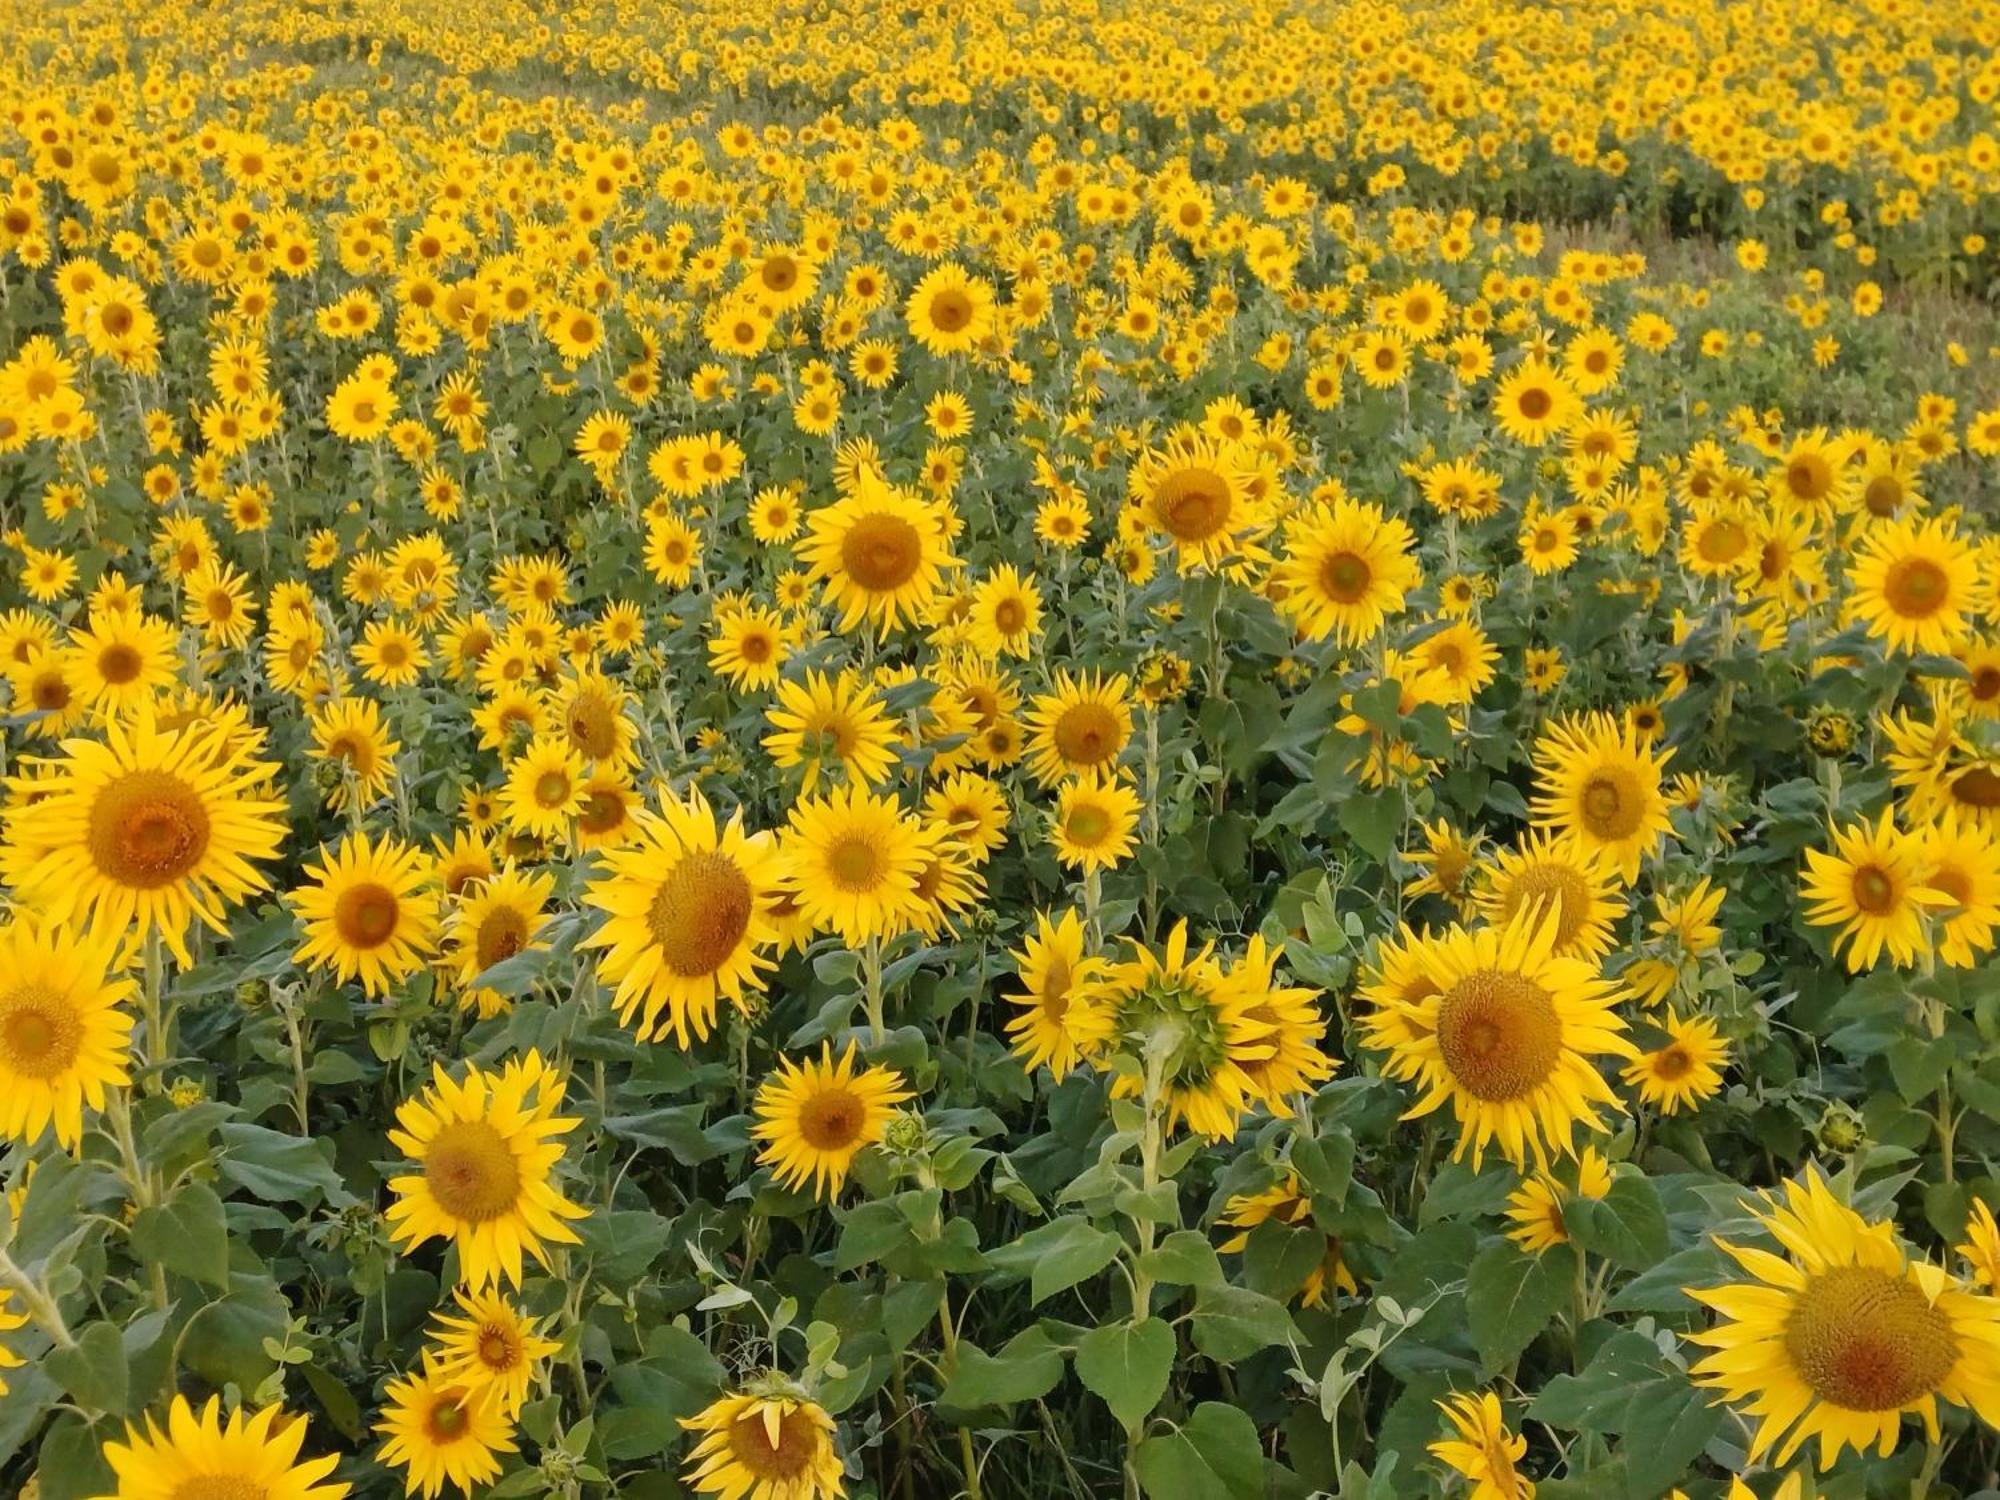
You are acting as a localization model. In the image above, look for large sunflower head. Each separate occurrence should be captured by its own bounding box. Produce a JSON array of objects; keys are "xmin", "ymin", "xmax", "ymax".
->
[
  {"xmin": 1005, "ymin": 908, "xmax": 1114, "ymax": 1081},
  {"xmin": 1273, "ymin": 496, "xmax": 1422, "ymax": 645},
  {"xmin": 751, "ymin": 1041, "xmax": 914, "ymax": 1200},
  {"xmin": 777, "ymin": 785, "xmax": 931, "ymax": 946},
  {"xmin": 98, "ymin": 1395, "xmax": 350, "ymax": 1500},
  {"xmin": 796, "ymin": 475, "xmax": 959, "ymax": 638},
  {"xmin": 1364, "ymin": 912, "xmax": 1636, "ymax": 1168},
  {"xmin": 1475, "ymin": 829, "xmax": 1625, "ymax": 959},
  {"xmin": 0, "ymin": 918, "xmax": 135, "ymax": 1149},
  {"xmin": 1688, "ymin": 1167, "xmax": 2000, "ymax": 1470},
  {"xmin": 1128, "ymin": 433, "xmax": 1267, "ymax": 574},
  {"xmin": 1529, "ymin": 712, "xmax": 1676, "ymax": 884},
  {"xmin": 290, "ymin": 831, "xmax": 442, "ymax": 999},
  {"xmin": 384, "ymin": 1051, "xmax": 588, "ymax": 1290},
  {"xmin": 1023, "ymin": 669, "xmax": 1134, "ymax": 787},
  {"xmin": 447, "ymin": 863, "xmax": 556, "ymax": 1019},
  {"xmin": 582, "ymin": 786, "xmax": 782, "ymax": 1045}
]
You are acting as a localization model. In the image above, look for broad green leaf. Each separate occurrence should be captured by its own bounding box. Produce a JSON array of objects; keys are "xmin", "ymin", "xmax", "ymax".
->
[
  {"xmin": 987, "ymin": 1216, "xmax": 1122, "ymax": 1306},
  {"xmin": 1135, "ymin": 1402, "xmax": 1266, "ymax": 1500},
  {"xmin": 131, "ymin": 1181, "xmax": 230, "ymax": 1290},
  {"xmin": 1466, "ymin": 1242, "xmax": 1573, "ymax": 1372},
  {"xmin": 1074, "ymin": 1317, "xmax": 1175, "ymax": 1429},
  {"xmin": 1190, "ymin": 1284, "xmax": 1298, "ymax": 1362},
  {"xmin": 46, "ymin": 1320, "xmax": 128, "ymax": 1416},
  {"xmin": 938, "ymin": 1327, "xmax": 1066, "ymax": 1410},
  {"xmin": 216, "ymin": 1123, "xmax": 356, "ymax": 1207},
  {"xmin": 1137, "ymin": 1229, "xmax": 1225, "ymax": 1288},
  {"xmin": 1562, "ymin": 1176, "xmax": 1668, "ymax": 1269}
]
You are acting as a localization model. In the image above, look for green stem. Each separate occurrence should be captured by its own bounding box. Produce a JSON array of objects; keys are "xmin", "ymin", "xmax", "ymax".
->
[{"xmin": 0, "ymin": 1246, "xmax": 75, "ymax": 1349}]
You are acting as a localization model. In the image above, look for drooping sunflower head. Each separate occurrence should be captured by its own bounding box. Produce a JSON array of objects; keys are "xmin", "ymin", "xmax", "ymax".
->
[
  {"xmin": 1005, "ymin": 908, "xmax": 1114, "ymax": 1081},
  {"xmin": 680, "ymin": 1387, "xmax": 845, "ymax": 1500}
]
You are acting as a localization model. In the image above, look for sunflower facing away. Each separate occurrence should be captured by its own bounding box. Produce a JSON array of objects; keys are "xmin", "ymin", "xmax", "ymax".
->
[
  {"xmin": 752, "ymin": 1041, "xmax": 913, "ymax": 1200},
  {"xmin": 1687, "ymin": 1167, "xmax": 2000, "ymax": 1469},
  {"xmin": 681, "ymin": 1386, "xmax": 846, "ymax": 1500},
  {"xmin": 1, "ymin": 708, "xmax": 287, "ymax": 966},
  {"xmin": 1429, "ymin": 1392, "xmax": 1533, "ymax": 1500},
  {"xmin": 385, "ymin": 1051, "xmax": 589, "ymax": 1290},
  {"xmin": 89, "ymin": 1395, "xmax": 349, "ymax": 1500},
  {"xmin": 1361, "ymin": 911, "xmax": 1635, "ymax": 1168},
  {"xmin": 583, "ymin": 786, "xmax": 783, "ymax": 1044},
  {"xmin": 0, "ymin": 918, "xmax": 136, "ymax": 1149}
]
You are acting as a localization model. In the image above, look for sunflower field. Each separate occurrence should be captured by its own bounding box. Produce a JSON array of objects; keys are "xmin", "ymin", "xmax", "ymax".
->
[{"xmin": 5, "ymin": 1, "xmax": 2000, "ymax": 1497}]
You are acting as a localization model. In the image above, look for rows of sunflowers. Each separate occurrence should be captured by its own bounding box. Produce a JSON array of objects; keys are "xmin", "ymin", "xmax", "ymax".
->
[{"xmin": 4, "ymin": 0, "xmax": 2000, "ymax": 1496}]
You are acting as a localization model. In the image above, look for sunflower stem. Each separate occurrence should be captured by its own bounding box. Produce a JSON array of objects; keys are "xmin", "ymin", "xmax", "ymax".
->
[
  {"xmin": 863, "ymin": 937, "xmax": 886, "ymax": 1045},
  {"xmin": 141, "ymin": 927, "xmax": 168, "ymax": 1079},
  {"xmin": 0, "ymin": 1245, "xmax": 75, "ymax": 1350}
]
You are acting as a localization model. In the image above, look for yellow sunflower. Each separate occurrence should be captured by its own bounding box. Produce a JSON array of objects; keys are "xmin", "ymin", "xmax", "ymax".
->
[
  {"xmin": 309, "ymin": 695, "xmax": 400, "ymax": 810},
  {"xmin": 1023, "ymin": 669, "xmax": 1133, "ymax": 786},
  {"xmin": 796, "ymin": 475, "xmax": 958, "ymax": 638},
  {"xmin": 1273, "ymin": 497, "xmax": 1422, "ymax": 645},
  {"xmin": 1430, "ymin": 1392, "xmax": 1532, "ymax": 1500},
  {"xmin": 1529, "ymin": 712, "xmax": 1676, "ymax": 884},
  {"xmin": 1848, "ymin": 516, "xmax": 1985, "ymax": 655},
  {"xmin": 501, "ymin": 732, "xmax": 585, "ymax": 840},
  {"xmin": 1800, "ymin": 809, "xmax": 1948, "ymax": 972},
  {"xmin": 426, "ymin": 1288, "xmax": 561, "ymax": 1417},
  {"xmin": 779, "ymin": 786, "xmax": 931, "ymax": 945},
  {"xmin": 375, "ymin": 1355, "xmax": 519, "ymax": 1499},
  {"xmin": 1128, "ymin": 433, "xmax": 1265, "ymax": 574},
  {"xmin": 1687, "ymin": 1167, "xmax": 2000, "ymax": 1469},
  {"xmin": 752, "ymin": 1041, "xmax": 913, "ymax": 1200},
  {"xmin": 446, "ymin": 864, "xmax": 557, "ymax": 1019},
  {"xmin": 91, "ymin": 1395, "xmax": 348, "ymax": 1500},
  {"xmin": 1216, "ymin": 1175, "xmax": 1358, "ymax": 1308},
  {"xmin": 582, "ymin": 787, "xmax": 783, "ymax": 1045},
  {"xmin": 385, "ymin": 1051, "xmax": 588, "ymax": 1290},
  {"xmin": 1005, "ymin": 909, "xmax": 1114, "ymax": 1080},
  {"xmin": 1, "ymin": 708, "xmax": 287, "ymax": 966},
  {"xmin": 1051, "ymin": 773, "xmax": 1142, "ymax": 872},
  {"xmin": 1621, "ymin": 1007, "xmax": 1730, "ymax": 1114},
  {"xmin": 680, "ymin": 1387, "xmax": 846, "ymax": 1500},
  {"xmin": 290, "ymin": 832, "xmax": 442, "ymax": 998},
  {"xmin": 65, "ymin": 607, "xmax": 180, "ymax": 718},
  {"xmin": 762, "ymin": 669, "xmax": 901, "ymax": 792},
  {"xmin": 1361, "ymin": 912, "xmax": 1635, "ymax": 1168},
  {"xmin": 0, "ymin": 918, "xmax": 135, "ymax": 1149},
  {"xmin": 1474, "ymin": 830, "xmax": 1625, "ymax": 960}
]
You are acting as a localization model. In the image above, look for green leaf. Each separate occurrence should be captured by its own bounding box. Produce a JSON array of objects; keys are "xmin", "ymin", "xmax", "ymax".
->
[
  {"xmin": 33, "ymin": 1414, "xmax": 115, "ymax": 1500},
  {"xmin": 938, "ymin": 1327, "xmax": 1066, "ymax": 1410},
  {"xmin": 300, "ymin": 1362, "xmax": 365, "ymax": 1441},
  {"xmin": 1135, "ymin": 1402, "xmax": 1266, "ymax": 1500},
  {"xmin": 1338, "ymin": 788, "xmax": 1403, "ymax": 863},
  {"xmin": 131, "ymin": 1181, "xmax": 230, "ymax": 1290},
  {"xmin": 600, "ymin": 1326, "xmax": 729, "ymax": 1459},
  {"xmin": 1137, "ymin": 1229, "xmax": 1225, "ymax": 1288},
  {"xmin": 217, "ymin": 1123, "xmax": 356, "ymax": 1207},
  {"xmin": 1074, "ymin": 1318, "xmax": 1175, "ymax": 1430},
  {"xmin": 46, "ymin": 1320, "xmax": 128, "ymax": 1415},
  {"xmin": 1466, "ymin": 1242, "xmax": 1573, "ymax": 1373},
  {"xmin": 834, "ymin": 1199, "xmax": 915, "ymax": 1271},
  {"xmin": 1562, "ymin": 1176, "xmax": 1667, "ymax": 1269},
  {"xmin": 1190, "ymin": 1284, "xmax": 1298, "ymax": 1362},
  {"xmin": 180, "ymin": 1274, "xmax": 291, "ymax": 1392},
  {"xmin": 987, "ymin": 1216, "xmax": 1122, "ymax": 1306},
  {"xmin": 1529, "ymin": 1330, "xmax": 1722, "ymax": 1500}
]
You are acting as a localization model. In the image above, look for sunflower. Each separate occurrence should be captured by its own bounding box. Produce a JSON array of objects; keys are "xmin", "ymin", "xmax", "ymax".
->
[
  {"xmin": 0, "ymin": 918, "xmax": 134, "ymax": 1148},
  {"xmin": 710, "ymin": 604, "xmax": 790, "ymax": 691},
  {"xmin": 797, "ymin": 475, "xmax": 958, "ymax": 638},
  {"xmin": 1216, "ymin": 1175, "xmax": 1359, "ymax": 1308},
  {"xmin": 1410, "ymin": 619, "xmax": 1499, "ymax": 702},
  {"xmin": 762, "ymin": 670, "xmax": 901, "ymax": 791},
  {"xmin": 1272, "ymin": 497, "xmax": 1422, "ymax": 645},
  {"xmin": 501, "ymin": 732, "xmax": 584, "ymax": 840},
  {"xmin": 964, "ymin": 564, "xmax": 1043, "ymax": 659},
  {"xmin": 923, "ymin": 771, "xmax": 1010, "ymax": 864},
  {"xmin": 375, "ymin": 1355, "xmax": 519, "ymax": 1499},
  {"xmin": 1800, "ymin": 810, "xmax": 1947, "ymax": 972},
  {"xmin": 1024, "ymin": 669, "xmax": 1133, "ymax": 786},
  {"xmin": 1051, "ymin": 773, "xmax": 1142, "ymax": 872},
  {"xmin": 385, "ymin": 1051, "xmax": 588, "ymax": 1290},
  {"xmin": 904, "ymin": 261, "xmax": 996, "ymax": 356},
  {"xmin": 1005, "ymin": 909, "xmax": 1114, "ymax": 1080},
  {"xmin": 582, "ymin": 787, "xmax": 783, "ymax": 1045},
  {"xmin": 1404, "ymin": 818, "xmax": 1485, "ymax": 913},
  {"xmin": 1128, "ymin": 433, "xmax": 1265, "ymax": 573},
  {"xmin": 8, "ymin": 652, "xmax": 84, "ymax": 739},
  {"xmin": 1848, "ymin": 517, "xmax": 1985, "ymax": 655},
  {"xmin": 1621, "ymin": 1007, "xmax": 1729, "ymax": 1114},
  {"xmin": 1921, "ymin": 814, "xmax": 2000, "ymax": 968},
  {"xmin": 1687, "ymin": 1167, "xmax": 2000, "ymax": 1469},
  {"xmin": 752, "ymin": 1042, "xmax": 913, "ymax": 1200},
  {"xmin": 91, "ymin": 1395, "xmax": 349, "ymax": 1500},
  {"xmin": 779, "ymin": 786, "xmax": 931, "ymax": 945},
  {"xmin": 1361, "ymin": 912, "xmax": 1635, "ymax": 1168},
  {"xmin": 1099, "ymin": 922, "xmax": 1278, "ymax": 1140},
  {"xmin": 1529, "ymin": 712, "xmax": 1675, "ymax": 884},
  {"xmin": 427, "ymin": 1288, "xmax": 560, "ymax": 1417},
  {"xmin": 1429, "ymin": 1393, "xmax": 1532, "ymax": 1500},
  {"xmin": 446, "ymin": 864, "xmax": 556, "ymax": 1020},
  {"xmin": 309, "ymin": 695, "xmax": 400, "ymax": 810},
  {"xmin": 1492, "ymin": 355, "xmax": 1580, "ymax": 447},
  {"xmin": 66, "ymin": 608, "xmax": 180, "ymax": 717},
  {"xmin": 551, "ymin": 667, "xmax": 638, "ymax": 770},
  {"xmin": 1225, "ymin": 934, "xmax": 1336, "ymax": 1113},
  {"xmin": 1504, "ymin": 1145, "xmax": 1613, "ymax": 1254},
  {"xmin": 290, "ymin": 832, "xmax": 442, "ymax": 998},
  {"xmin": 1474, "ymin": 831, "xmax": 1625, "ymax": 959},
  {"xmin": 680, "ymin": 1387, "xmax": 846, "ymax": 1500},
  {"xmin": 1, "ymin": 709, "xmax": 286, "ymax": 966}
]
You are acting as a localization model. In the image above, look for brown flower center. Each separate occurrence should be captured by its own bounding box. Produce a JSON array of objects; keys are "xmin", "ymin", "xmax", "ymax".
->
[
  {"xmin": 646, "ymin": 851, "xmax": 753, "ymax": 976},
  {"xmin": 839, "ymin": 512, "xmax": 923, "ymax": 592},
  {"xmin": 1436, "ymin": 970, "xmax": 1563, "ymax": 1101},
  {"xmin": 424, "ymin": 1122, "xmax": 521, "ymax": 1223},
  {"xmin": 88, "ymin": 770, "xmax": 212, "ymax": 888},
  {"xmin": 0, "ymin": 985, "xmax": 83, "ymax": 1079},
  {"xmin": 1784, "ymin": 1266, "xmax": 1957, "ymax": 1412}
]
